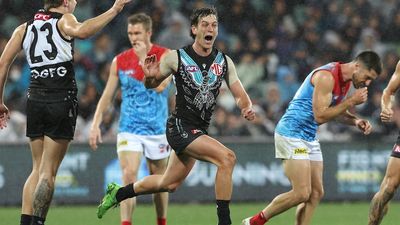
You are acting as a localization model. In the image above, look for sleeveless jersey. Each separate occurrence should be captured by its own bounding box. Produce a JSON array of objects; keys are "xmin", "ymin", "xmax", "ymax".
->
[
  {"xmin": 116, "ymin": 45, "xmax": 169, "ymax": 135},
  {"xmin": 275, "ymin": 62, "xmax": 351, "ymax": 141},
  {"xmin": 22, "ymin": 10, "xmax": 76, "ymax": 91},
  {"xmin": 172, "ymin": 45, "xmax": 228, "ymax": 129}
]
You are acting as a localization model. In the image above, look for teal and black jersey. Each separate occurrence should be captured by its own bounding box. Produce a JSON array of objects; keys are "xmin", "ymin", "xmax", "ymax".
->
[{"xmin": 172, "ymin": 45, "xmax": 228, "ymax": 129}]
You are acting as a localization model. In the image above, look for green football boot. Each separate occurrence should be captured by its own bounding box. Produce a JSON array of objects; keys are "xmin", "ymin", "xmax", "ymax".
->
[{"xmin": 97, "ymin": 182, "xmax": 121, "ymax": 219}]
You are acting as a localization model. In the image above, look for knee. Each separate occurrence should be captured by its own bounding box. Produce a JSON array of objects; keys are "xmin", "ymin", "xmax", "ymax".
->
[
  {"xmin": 218, "ymin": 150, "xmax": 236, "ymax": 170},
  {"xmin": 293, "ymin": 188, "xmax": 312, "ymax": 203},
  {"xmin": 310, "ymin": 187, "xmax": 324, "ymax": 202},
  {"xmin": 121, "ymin": 168, "xmax": 138, "ymax": 184},
  {"xmin": 165, "ymin": 182, "xmax": 181, "ymax": 193}
]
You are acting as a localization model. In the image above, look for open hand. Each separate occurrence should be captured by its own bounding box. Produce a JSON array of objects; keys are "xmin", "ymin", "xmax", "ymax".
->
[{"xmin": 143, "ymin": 54, "xmax": 160, "ymax": 79}]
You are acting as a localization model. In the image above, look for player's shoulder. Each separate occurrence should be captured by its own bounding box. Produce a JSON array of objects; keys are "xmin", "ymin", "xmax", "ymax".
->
[{"xmin": 117, "ymin": 48, "xmax": 135, "ymax": 59}]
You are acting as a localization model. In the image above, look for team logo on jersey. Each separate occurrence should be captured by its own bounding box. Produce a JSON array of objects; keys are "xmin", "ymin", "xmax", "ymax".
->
[
  {"xmin": 185, "ymin": 65, "xmax": 199, "ymax": 73},
  {"xmin": 211, "ymin": 63, "xmax": 223, "ymax": 76},
  {"xmin": 191, "ymin": 129, "xmax": 203, "ymax": 134}
]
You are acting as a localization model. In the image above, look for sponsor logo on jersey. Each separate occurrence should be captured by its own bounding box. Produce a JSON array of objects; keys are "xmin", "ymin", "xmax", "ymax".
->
[
  {"xmin": 211, "ymin": 63, "xmax": 223, "ymax": 76},
  {"xmin": 119, "ymin": 69, "xmax": 135, "ymax": 77},
  {"xmin": 31, "ymin": 66, "xmax": 68, "ymax": 79},
  {"xmin": 185, "ymin": 65, "xmax": 199, "ymax": 73},
  {"xmin": 294, "ymin": 148, "xmax": 308, "ymax": 155},
  {"xmin": 34, "ymin": 13, "xmax": 51, "ymax": 21}
]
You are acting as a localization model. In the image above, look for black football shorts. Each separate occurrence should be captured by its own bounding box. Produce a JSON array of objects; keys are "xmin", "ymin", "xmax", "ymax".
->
[
  {"xmin": 166, "ymin": 116, "xmax": 207, "ymax": 154},
  {"xmin": 26, "ymin": 89, "xmax": 78, "ymax": 140}
]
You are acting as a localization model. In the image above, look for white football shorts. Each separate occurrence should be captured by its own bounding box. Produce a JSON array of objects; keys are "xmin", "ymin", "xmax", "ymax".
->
[
  {"xmin": 117, "ymin": 132, "xmax": 170, "ymax": 160},
  {"xmin": 274, "ymin": 132, "xmax": 323, "ymax": 161}
]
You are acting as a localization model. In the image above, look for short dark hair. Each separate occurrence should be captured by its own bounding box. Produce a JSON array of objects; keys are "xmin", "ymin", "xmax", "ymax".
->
[
  {"xmin": 354, "ymin": 50, "xmax": 382, "ymax": 76},
  {"xmin": 44, "ymin": 0, "xmax": 63, "ymax": 11},
  {"xmin": 189, "ymin": 7, "xmax": 218, "ymax": 39},
  {"xmin": 127, "ymin": 13, "xmax": 152, "ymax": 32}
]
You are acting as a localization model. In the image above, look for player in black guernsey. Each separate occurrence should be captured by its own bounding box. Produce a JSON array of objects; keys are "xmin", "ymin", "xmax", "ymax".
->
[
  {"xmin": 97, "ymin": 7, "xmax": 256, "ymax": 225},
  {"xmin": 369, "ymin": 61, "xmax": 400, "ymax": 225},
  {"xmin": 0, "ymin": 1, "xmax": 131, "ymax": 225}
]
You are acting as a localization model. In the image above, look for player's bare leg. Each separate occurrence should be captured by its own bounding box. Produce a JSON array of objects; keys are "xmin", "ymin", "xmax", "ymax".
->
[
  {"xmin": 20, "ymin": 138, "xmax": 44, "ymax": 225},
  {"xmin": 368, "ymin": 157, "xmax": 400, "ymax": 225},
  {"xmin": 148, "ymin": 157, "xmax": 169, "ymax": 225},
  {"xmin": 295, "ymin": 161, "xmax": 324, "ymax": 225},
  {"xmin": 184, "ymin": 135, "xmax": 236, "ymax": 225},
  {"xmin": 118, "ymin": 151, "xmax": 141, "ymax": 225},
  {"xmin": 31, "ymin": 136, "xmax": 69, "ymax": 225},
  {"xmin": 262, "ymin": 160, "xmax": 311, "ymax": 220}
]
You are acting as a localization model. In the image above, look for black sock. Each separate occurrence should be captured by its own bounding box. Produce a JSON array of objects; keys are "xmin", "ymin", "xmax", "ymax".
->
[
  {"xmin": 115, "ymin": 183, "xmax": 136, "ymax": 202},
  {"xmin": 20, "ymin": 214, "xmax": 33, "ymax": 225},
  {"xmin": 216, "ymin": 200, "xmax": 231, "ymax": 225},
  {"xmin": 31, "ymin": 216, "xmax": 45, "ymax": 225}
]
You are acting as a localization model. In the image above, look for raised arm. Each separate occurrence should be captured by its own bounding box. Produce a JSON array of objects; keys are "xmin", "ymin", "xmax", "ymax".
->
[
  {"xmin": 58, "ymin": 0, "xmax": 131, "ymax": 39},
  {"xmin": 89, "ymin": 58, "xmax": 119, "ymax": 150},
  {"xmin": 143, "ymin": 50, "xmax": 177, "ymax": 89},
  {"xmin": 381, "ymin": 61, "xmax": 400, "ymax": 122},
  {"xmin": 225, "ymin": 55, "xmax": 255, "ymax": 121},
  {"xmin": 312, "ymin": 70, "xmax": 367, "ymax": 124},
  {"xmin": 0, "ymin": 23, "xmax": 26, "ymax": 128}
]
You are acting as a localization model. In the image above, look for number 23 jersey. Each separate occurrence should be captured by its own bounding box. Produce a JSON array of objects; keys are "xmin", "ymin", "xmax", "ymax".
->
[{"xmin": 22, "ymin": 10, "xmax": 76, "ymax": 91}]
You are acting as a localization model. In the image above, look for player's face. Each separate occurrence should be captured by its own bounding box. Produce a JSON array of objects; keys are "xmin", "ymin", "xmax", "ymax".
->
[
  {"xmin": 352, "ymin": 63, "xmax": 378, "ymax": 89},
  {"xmin": 127, "ymin": 23, "xmax": 152, "ymax": 47},
  {"xmin": 192, "ymin": 15, "xmax": 218, "ymax": 49}
]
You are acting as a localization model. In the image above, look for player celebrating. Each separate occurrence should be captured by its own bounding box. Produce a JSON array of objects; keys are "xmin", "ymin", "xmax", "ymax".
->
[{"xmin": 97, "ymin": 7, "xmax": 255, "ymax": 225}]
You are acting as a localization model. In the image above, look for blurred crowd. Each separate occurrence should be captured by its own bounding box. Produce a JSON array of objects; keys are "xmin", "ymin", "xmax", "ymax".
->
[{"xmin": 1, "ymin": 0, "xmax": 400, "ymax": 143}]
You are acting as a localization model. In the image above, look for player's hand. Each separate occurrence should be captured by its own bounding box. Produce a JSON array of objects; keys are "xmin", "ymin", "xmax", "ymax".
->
[
  {"xmin": 143, "ymin": 54, "xmax": 159, "ymax": 79},
  {"xmin": 132, "ymin": 41, "xmax": 147, "ymax": 62},
  {"xmin": 89, "ymin": 126, "xmax": 102, "ymax": 151},
  {"xmin": 355, "ymin": 118, "xmax": 372, "ymax": 135},
  {"xmin": 241, "ymin": 106, "xmax": 255, "ymax": 121},
  {"xmin": 349, "ymin": 87, "xmax": 368, "ymax": 105},
  {"xmin": 0, "ymin": 104, "xmax": 10, "ymax": 130},
  {"xmin": 112, "ymin": 0, "xmax": 132, "ymax": 13},
  {"xmin": 380, "ymin": 107, "xmax": 393, "ymax": 123}
]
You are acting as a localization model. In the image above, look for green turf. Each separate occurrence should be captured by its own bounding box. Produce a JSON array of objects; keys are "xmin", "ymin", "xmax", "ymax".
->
[{"xmin": 0, "ymin": 202, "xmax": 399, "ymax": 225}]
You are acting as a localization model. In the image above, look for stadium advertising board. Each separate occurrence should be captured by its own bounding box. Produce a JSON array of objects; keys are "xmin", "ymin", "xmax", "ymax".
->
[{"xmin": 0, "ymin": 141, "xmax": 394, "ymax": 205}]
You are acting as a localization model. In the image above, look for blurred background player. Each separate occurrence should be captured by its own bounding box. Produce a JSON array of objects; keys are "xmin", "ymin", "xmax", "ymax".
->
[
  {"xmin": 89, "ymin": 13, "xmax": 171, "ymax": 225},
  {"xmin": 242, "ymin": 51, "xmax": 382, "ymax": 225},
  {"xmin": 96, "ymin": 7, "xmax": 255, "ymax": 225},
  {"xmin": 0, "ymin": 0, "xmax": 131, "ymax": 225},
  {"xmin": 368, "ymin": 60, "xmax": 400, "ymax": 225}
]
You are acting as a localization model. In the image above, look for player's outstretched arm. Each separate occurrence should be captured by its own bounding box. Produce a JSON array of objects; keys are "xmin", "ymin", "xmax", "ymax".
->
[
  {"xmin": 381, "ymin": 61, "xmax": 400, "ymax": 123},
  {"xmin": 89, "ymin": 58, "xmax": 119, "ymax": 150},
  {"xmin": 143, "ymin": 50, "xmax": 177, "ymax": 89},
  {"xmin": 0, "ymin": 23, "xmax": 26, "ymax": 129},
  {"xmin": 59, "ymin": 0, "xmax": 132, "ymax": 39},
  {"xmin": 225, "ymin": 55, "xmax": 255, "ymax": 121}
]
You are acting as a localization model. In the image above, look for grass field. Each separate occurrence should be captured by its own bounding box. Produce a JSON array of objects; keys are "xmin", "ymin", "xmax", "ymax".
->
[{"xmin": 1, "ymin": 202, "xmax": 399, "ymax": 225}]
